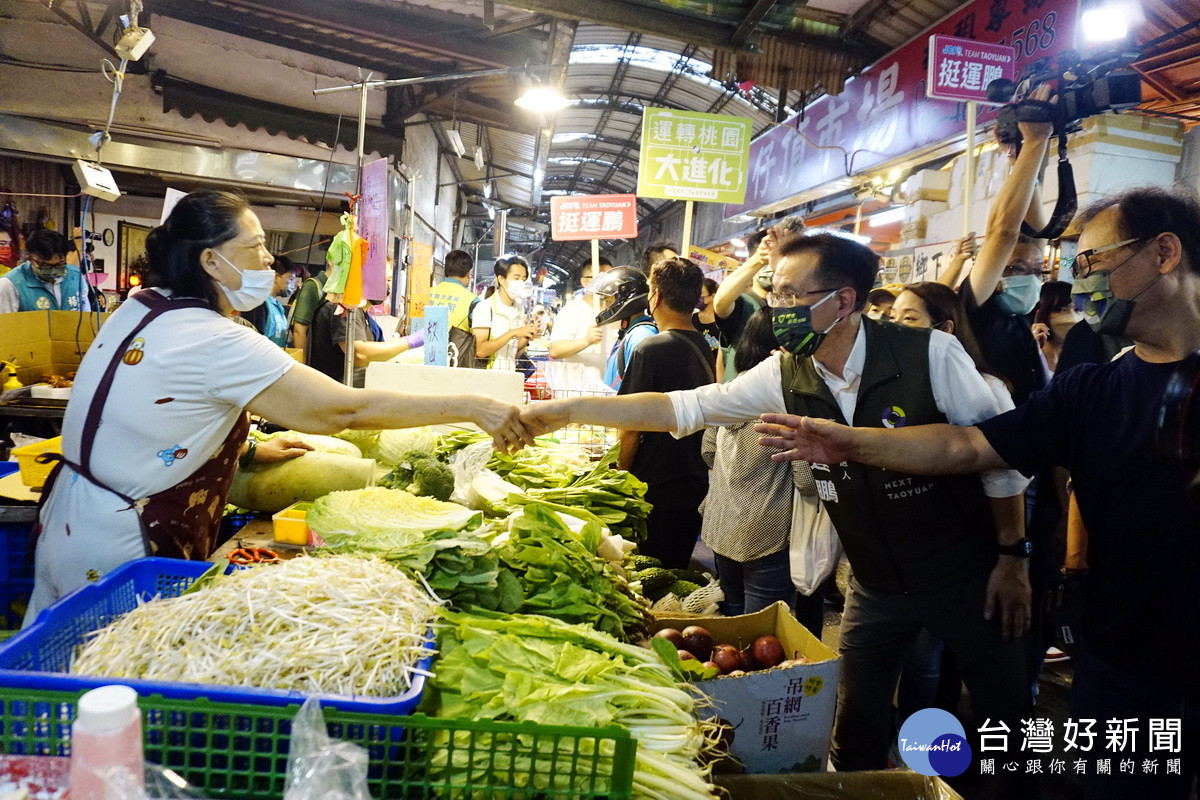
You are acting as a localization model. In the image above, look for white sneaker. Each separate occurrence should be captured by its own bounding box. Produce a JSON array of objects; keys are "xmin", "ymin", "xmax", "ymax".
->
[{"xmin": 1044, "ymin": 646, "xmax": 1070, "ymax": 663}]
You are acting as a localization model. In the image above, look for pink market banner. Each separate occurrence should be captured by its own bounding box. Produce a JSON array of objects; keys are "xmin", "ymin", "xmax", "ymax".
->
[
  {"xmin": 927, "ymin": 35, "xmax": 1016, "ymax": 104},
  {"xmin": 358, "ymin": 158, "xmax": 389, "ymax": 303},
  {"xmin": 725, "ymin": 0, "xmax": 1078, "ymax": 218}
]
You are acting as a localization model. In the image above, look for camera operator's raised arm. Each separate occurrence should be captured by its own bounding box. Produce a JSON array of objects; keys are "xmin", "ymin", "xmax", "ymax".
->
[{"xmin": 964, "ymin": 85, "xmax": 1055, "ymax": 308}]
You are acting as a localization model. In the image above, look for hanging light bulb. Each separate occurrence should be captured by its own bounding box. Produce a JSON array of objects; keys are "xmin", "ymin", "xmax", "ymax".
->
[{"xmin": 515, "ymin": 86, "xmax": 570, "ymax": 112}]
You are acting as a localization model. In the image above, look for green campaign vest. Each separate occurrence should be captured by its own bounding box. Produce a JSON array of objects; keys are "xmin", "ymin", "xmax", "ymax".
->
[{"xmin": 780, "ymin": 318, "xmax": 996, "ymax": 593}]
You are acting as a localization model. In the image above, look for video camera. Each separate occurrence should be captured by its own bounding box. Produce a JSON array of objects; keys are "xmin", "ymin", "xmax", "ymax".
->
[
  {"xmin": 987, "ymin": 49, "xmax": 1142, "ymax": 147},
  {"xmin": 1158, "ymin": 351, "xmax": 1200, "ymax": 505}
]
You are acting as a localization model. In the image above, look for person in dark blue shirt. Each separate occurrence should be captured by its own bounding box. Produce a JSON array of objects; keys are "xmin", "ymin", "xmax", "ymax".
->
[{"xmin": 757, "ymin": 186, "xmax": 1200, "ymax": 800}]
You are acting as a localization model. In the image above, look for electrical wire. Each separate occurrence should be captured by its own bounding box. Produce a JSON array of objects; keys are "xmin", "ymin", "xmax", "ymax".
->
[
  {"xmin": 0, "ymin": 55, "xmax": 96, "ymax": 73},
  {"xmin": 304, "ymin": 113, "xmax": 344, "ymax": 270}
]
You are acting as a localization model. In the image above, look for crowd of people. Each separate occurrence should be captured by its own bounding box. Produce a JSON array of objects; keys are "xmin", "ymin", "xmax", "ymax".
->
[{"xmin": 4, "ymin": 110, "xmax": 1196, "ymax": 797}]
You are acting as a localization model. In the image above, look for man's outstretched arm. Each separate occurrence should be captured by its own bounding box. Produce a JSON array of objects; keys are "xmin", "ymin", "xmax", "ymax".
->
[{"xmin": 754, "ymin": 414, "xmax": 1010, "ymax": 475}]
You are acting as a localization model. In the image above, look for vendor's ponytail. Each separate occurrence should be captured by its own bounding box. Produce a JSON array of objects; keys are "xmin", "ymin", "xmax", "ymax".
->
[{"xmin": 145, "ymin": 190, "xmax": 248, "ymax": 310}]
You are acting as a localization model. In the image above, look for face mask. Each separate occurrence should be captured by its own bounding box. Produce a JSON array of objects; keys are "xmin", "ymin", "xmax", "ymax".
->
[
  {"xmin": 1072, "ymin": 270, "xmax": 1160, "ymax": 337},
  {"xmin": 213, "ymin": 251, "xmax": 275, "ymax": 312},
  {"xmin": 0, "ymin": 244, "xmax": 13, "ymax": 263},
  {"xmin": 994, "ymin": 274, "xmax": 1041, "ymax": 315},
  {"xmin": 771, "ymin": 291, "xmax": 841, "ymax": 358},
  {"xmin": 754, "ymin": 263, "xmax": 774, "ymax": 291},
  {"xmin": 696, "ymin": 297, "xmax": 708, "ymax": 311},
  {"xmin": 31, "ymin": 262, "xmax": 67, "ymax": 283},
  {"xmin": 506, "ymin": 278, "xmax": 532, "ymax": 300},
  {"xmin": 285, "ymin": 276, "xmax": 298, "ymax": 296}
]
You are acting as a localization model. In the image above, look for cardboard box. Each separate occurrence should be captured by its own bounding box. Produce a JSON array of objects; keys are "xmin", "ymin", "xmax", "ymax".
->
[
  {"xmin": 900, "ymin": 170, "xmax": 951, "ymax": 203},
  {"xmin": 0, "ymin": 310, "xmax": 107, "ymax": 385},
  {"xmin": 653, "ymin": 602, "xmax": 840, "ymax": 774},
  {"xmin": 715, "ymin": 771, "xmax": 964, "ymax": 800}
]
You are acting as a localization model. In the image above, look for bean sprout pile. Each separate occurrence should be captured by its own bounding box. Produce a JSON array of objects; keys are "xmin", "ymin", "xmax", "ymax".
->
[{"xmin": 71, "ymin": 555, "xmax": 439, "ymax": 697}]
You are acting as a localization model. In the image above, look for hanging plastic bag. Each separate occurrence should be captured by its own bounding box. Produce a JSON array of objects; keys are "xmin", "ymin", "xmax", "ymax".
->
[
  {"xmin": 789, "ymin": 488, "xmax": 843, "ymax": 597},
  {"xmin": 283, "ymin": 697, "xmax": 371, "ymax": 800}
]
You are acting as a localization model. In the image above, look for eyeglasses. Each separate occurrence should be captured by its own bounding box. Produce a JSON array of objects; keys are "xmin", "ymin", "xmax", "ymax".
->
[
  {"xmin": 31, "ymin": 259, "xmax": 66, "ymax": 271},
  {"xmin": 766, "ymin": 288, "xmax": 839, "ymax": 308},
  {"xmin": 1072, "ymin": 237, "xmax": 1149, "ymax": 279}
]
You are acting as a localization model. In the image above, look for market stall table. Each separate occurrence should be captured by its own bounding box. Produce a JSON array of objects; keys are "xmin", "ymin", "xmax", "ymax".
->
[{"xmin": 208, "ymin": 519, "xmax": 306, "ymax": 562}]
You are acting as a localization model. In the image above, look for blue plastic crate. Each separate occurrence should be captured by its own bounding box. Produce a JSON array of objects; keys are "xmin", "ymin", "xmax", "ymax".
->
[
  {"xmin": 0, "ymin": 462, "xmax": 18, "ymax": 479},
  {"xmin": 0, "ymin": 557, "xmax": 433, "ymax": 714},
  {"xmin": 0, "ymin": 506, "xmax": 37, "ymax": 630}
]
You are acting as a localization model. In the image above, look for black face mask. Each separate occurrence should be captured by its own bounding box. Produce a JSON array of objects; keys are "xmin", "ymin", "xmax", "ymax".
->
[{"xmin": 771, "ymin": 291, "xmax": 841, "ymax": 358}]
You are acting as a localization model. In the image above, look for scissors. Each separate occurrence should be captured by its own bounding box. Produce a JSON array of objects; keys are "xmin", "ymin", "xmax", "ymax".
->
[{"xmin": 228, "ymin": 546, "xmax": 281, "ymax": 565}]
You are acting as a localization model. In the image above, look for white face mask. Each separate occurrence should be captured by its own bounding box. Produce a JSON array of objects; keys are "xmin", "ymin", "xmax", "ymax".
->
[
  {"xmin": 506, "ymin": 278, "xmax": 532, "ymax": 300},
  {"xmin": 213, "ymin": 250, "xmax": 275, "ymax": 312}
]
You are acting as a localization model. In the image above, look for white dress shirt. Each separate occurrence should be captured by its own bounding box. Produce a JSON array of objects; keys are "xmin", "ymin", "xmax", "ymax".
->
[{"xmin": 668, "ymin": 322, "xmax": 1030, "ymax": 498}]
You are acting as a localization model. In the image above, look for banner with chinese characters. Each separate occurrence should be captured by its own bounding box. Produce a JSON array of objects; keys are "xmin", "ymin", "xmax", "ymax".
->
[
  {"xmin": 550, "ymin": 194, "xmax": 638, "ymax": 241},
  {"xmin": 407, "ymin": 241, "xmax": 433, "ymax": 319},
  {"xmin": 725, "ymin": 0, "xmax": 1079, "ymax": 218},
  {"xmin": 927, "ymin": 35, "xmax": 1016, "ymax": 104},
  {"xmin": 638, "ymin": 107, "xmax": 752, "ymax": 204},
  {"xmin": 358, "ymin": 158, "xmax": 389, "ymax": 303}
]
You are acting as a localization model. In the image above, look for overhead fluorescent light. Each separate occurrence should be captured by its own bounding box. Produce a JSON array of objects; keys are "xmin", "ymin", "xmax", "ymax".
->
[
  {"xmin": 483, "ymin": 181, "xmax": 493, "ymax": 199},
  {"xmin": 447, "ymin": 129, "xmax": 466, "ymax": 158},
  {"xmin": 869, "ymin": 208, "xmax": 905, "ymax": 227},
  {"xmin": 730, "ymin": 237, "xmax": 747, "ymax": 248},
  {"xmin": 473, "ymin": 145, "xmax": 485, "ymax": 170}
]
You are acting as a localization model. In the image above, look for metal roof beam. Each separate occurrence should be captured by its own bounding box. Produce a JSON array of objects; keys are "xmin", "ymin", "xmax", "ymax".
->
[
  {"xmin": 160, "ymin": 0, "xmax": 540, "ymax": 69},
  {"xmin": 46, "ymin": 0, "xmax": 120, "ymax": 61},
  {"xmin": 729, "ymin": 0, "xmax": 781, "ymax": 48},
  {"xmin": 498, "ymin": 0, "xmax": 871, "ymax": 57}
]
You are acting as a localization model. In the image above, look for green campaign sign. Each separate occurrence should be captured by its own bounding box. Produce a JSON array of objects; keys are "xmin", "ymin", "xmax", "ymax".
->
[{"xmin": 637, "ymin": 107, "xmax": 752, "ymax": 204}]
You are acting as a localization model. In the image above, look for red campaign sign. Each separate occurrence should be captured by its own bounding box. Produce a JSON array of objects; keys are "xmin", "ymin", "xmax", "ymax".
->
[
  {"xmin": 927, "ymin": 35, "xmax": 1016, "ymax": 104},
  {"xmin": 550, "ymin": 194, "xmax": 639, "ymax": 241},
  {"xmin": 725, "ymin": 0, "xmax": 1079, "ymax": 218}
]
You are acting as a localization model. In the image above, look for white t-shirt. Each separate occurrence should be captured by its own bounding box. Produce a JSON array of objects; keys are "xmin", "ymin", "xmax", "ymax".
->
[
  {"xmin": 471, "ymin": 293, "xmax": 525, "ymax": 371},
  {"xmin": 29, "ymin": 290, "xmax": 296, "ymax": 615},
  {"xmin": 549, "ymin": 298, "xmax": 606, "ymax": 384},
  {"xmin": 668, "ymin": 323, "xmax": 1030, "ymax": 498}
]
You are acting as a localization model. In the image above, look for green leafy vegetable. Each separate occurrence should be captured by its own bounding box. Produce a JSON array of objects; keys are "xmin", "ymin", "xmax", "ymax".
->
[
  {"xmin": 308, "ymin": 488, "xmax": 516, "ymax": 611},
  {"xmin": 427, "ymin": 610, "xmax": 720, "ymax": 800},
  {"xmin": 490, "ymin": 502, "xmax": 651, "ymax": 642}
]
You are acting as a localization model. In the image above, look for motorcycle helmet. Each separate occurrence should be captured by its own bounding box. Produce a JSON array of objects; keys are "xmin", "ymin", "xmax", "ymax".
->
[{"xmin": 589, "ymin": 265, "xmax": 649, "ymax": 326}]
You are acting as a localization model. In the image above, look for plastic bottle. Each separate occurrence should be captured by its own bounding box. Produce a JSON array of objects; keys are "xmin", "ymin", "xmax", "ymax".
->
[{"xmin": 68, "ymin": 685, "xmax": 144, "ymax": 799}]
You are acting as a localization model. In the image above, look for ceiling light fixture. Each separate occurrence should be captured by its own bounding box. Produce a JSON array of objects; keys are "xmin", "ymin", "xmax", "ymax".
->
[
  {"xmin": 447, "ymin": 130, "xmax": 466, "ymax": 158},
  {"xmin": 515, "ymin": 86, "xmax": 570, "ymax": 113},
  {"xmin": 474, "ymin": 145, "xmax": 486, "ymax": 170},
  {"xmin": 869, "ymin": 208, "xmax": 905, "ymax": 227}
]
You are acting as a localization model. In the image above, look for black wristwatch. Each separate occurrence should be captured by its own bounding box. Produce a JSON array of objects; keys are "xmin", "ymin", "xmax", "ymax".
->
[{"xmin": 997, "ymin": 538, "xmax": 1032, "ymax": 557}]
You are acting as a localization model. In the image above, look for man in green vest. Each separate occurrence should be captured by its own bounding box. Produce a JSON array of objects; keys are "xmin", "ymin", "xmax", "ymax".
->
[
  {"xmin": 0, "ymin": 230, "xmax": 90, "ymax": 313},
  {"xmin": 520, "ymin": 231, "xmax": 1035, "ymax": 790}
]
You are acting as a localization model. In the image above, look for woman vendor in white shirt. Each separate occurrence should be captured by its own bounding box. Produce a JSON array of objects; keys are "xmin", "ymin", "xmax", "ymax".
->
[{"xmin": 25, "ymin": 189, "xmax": 533, "ymax": 624}]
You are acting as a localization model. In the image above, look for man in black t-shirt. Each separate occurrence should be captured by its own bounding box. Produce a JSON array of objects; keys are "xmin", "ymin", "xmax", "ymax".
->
[
  {"xmin": 619, "ymin": 257, "xmax": 716, "ymax": 568},
  {"xmin": 758, "ymin": 186, "xmax": 1200, "ymax": 800},
  {"xmin": 306, "ymin": 297, "xmax": 420, "ymax": 386}
]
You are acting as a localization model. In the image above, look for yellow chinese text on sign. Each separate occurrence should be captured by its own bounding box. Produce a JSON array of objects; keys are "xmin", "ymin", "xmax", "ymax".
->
[{"xmin": 637, "ymin": 107, "xmax": 752, "ymax": 204}]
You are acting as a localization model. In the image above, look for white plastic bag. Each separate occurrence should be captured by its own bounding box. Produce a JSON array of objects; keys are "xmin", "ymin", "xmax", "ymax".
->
[
  {"xmin": 284, "ymin": 698, "xmax": 370, "ymax": 800},
  {"xmin": 789, "ymin": 489, "xmax": 843, "ymax": 596}
]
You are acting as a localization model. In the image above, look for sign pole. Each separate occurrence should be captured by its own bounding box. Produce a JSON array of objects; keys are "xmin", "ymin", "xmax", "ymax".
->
[
  {"xmin": 963, "ymin": 100, "xmax": 976, "ymax": 237},
  {"xmin": 681, "ymin": 200, "xmax": 694, "ymax": 258},
  {"xmin": 590, "ymin": 238, "xmax": 600, "ymax": 274}
]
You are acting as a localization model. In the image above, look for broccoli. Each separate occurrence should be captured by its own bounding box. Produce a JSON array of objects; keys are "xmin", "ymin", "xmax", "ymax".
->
[
  {"xmin": 379, "ymin": 452, "xmax": 455, "ymax": 501},
  {"xmin": 409, "ymin": 458, "xmax": 455, "ymax": 502}
]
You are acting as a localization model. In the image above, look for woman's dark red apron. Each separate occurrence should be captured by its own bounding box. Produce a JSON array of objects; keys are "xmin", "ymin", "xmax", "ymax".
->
[{"xmin": 35, "ymin": 291, "xmax": 248, "ymax": 560}]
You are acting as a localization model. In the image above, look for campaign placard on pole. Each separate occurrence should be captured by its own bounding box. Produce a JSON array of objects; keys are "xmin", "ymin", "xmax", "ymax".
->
[
  {"xmin": 550, "ymin": 194, "xmax": 638, "ymax": 241},
  {"xmin": 927, "ymin": 35, "xmax": 1016, "ymax": 105},
  {"xmin": 637, "ymin": 108, "xmax": 752, "ymax": 204},
  {"xmin": 358, "ymin": 158, "xmax": 389, "ymax": 303},
  {"xmin": 423, "ymin": 304, "xmax": 449, "ymax": 367}
]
